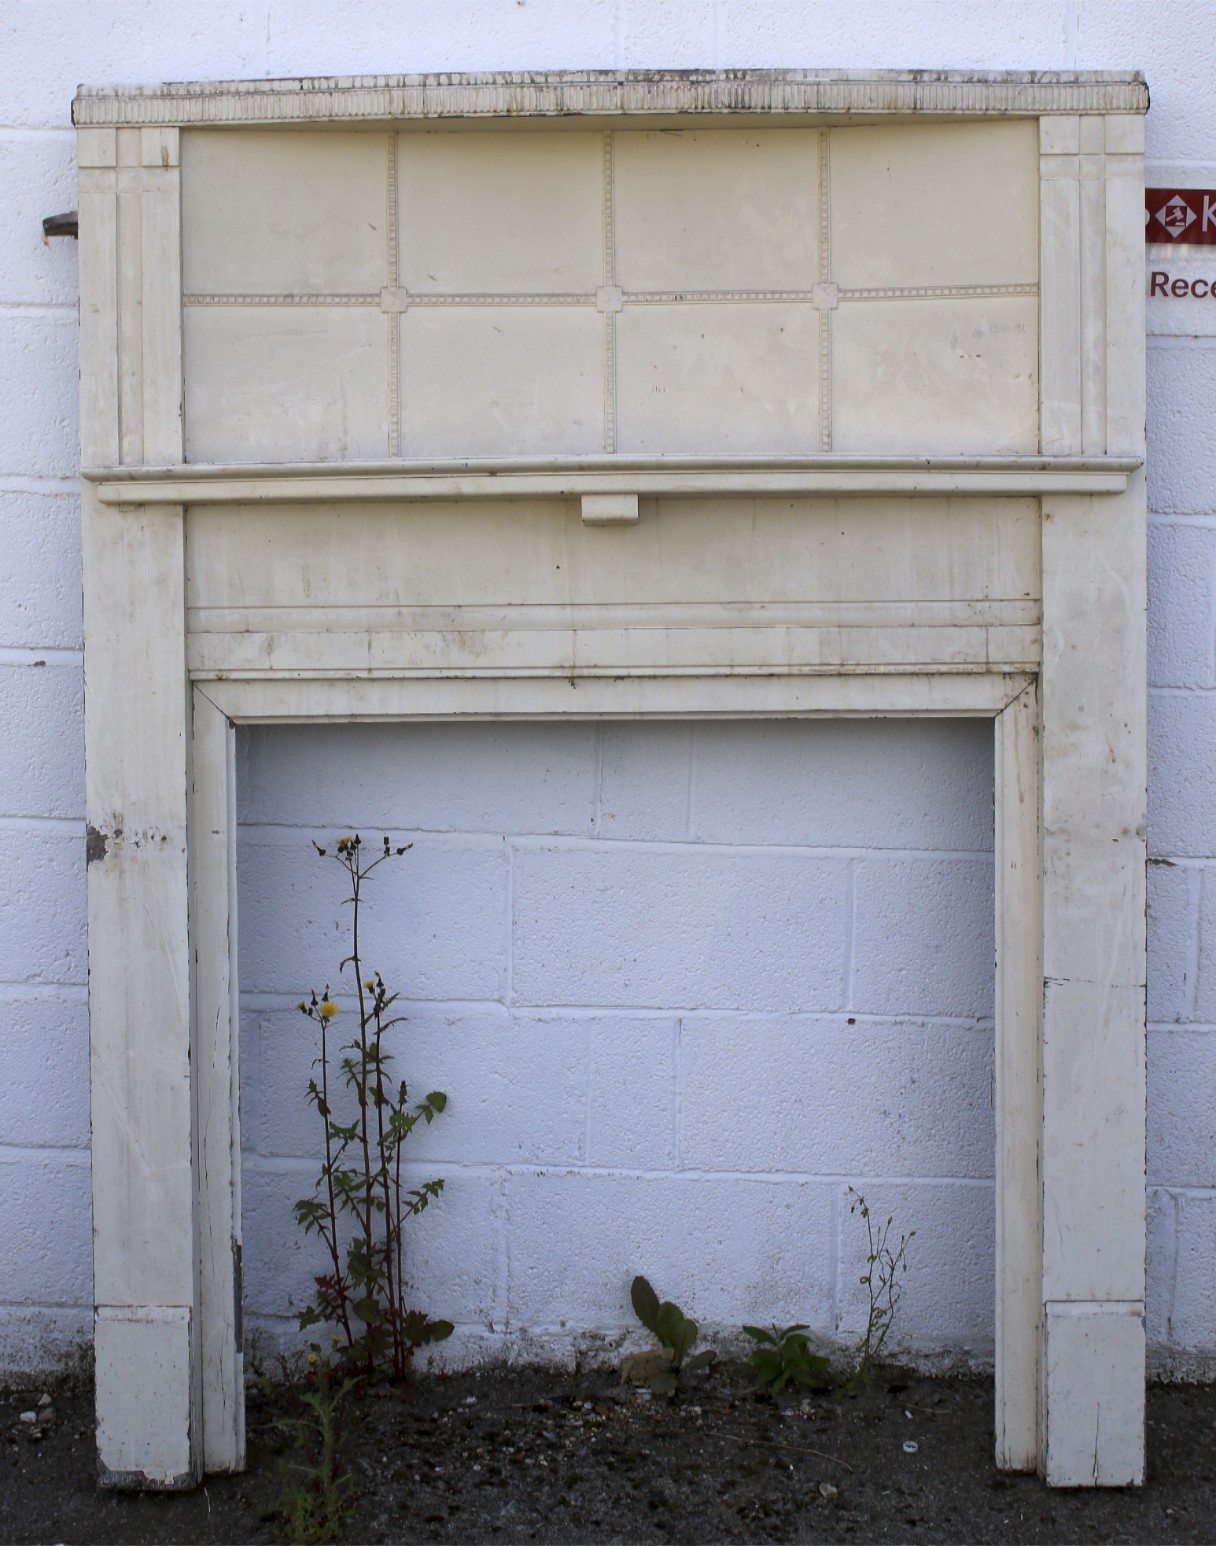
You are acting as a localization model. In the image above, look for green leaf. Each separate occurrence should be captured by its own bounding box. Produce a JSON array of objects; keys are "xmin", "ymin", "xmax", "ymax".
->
[
  {"xmin": 631, "ymin": 1276, "xmax": 661, "ymax": 1337},
  {"xmin": 684, "ymin": 1350, "xmax": 716, "ymax": 1371},
  {"xmin": 742, "ymin": 1324, "xmax": 776, "ymax": 1346},
  {"xmin": 648, "ymin": 1368, "xmax": 677, "ymax": 1397},
  {"xmin": 655, "ymin": 1300, "xmax": 685, "ymax": 1353},
  {"xmin": 353, "ymin": 1295, "xmax": 379, "ymax": 1324},
  {"xmin": 426, "ymin": 1091, "xmax": 447, "ymax": 1112}
]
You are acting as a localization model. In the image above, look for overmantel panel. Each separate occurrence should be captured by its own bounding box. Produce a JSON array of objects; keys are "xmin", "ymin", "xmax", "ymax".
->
[
  {"xmin": 176, "ymin": 115, "xmax": 1044, "ymax": 463},
  {"xmin": 74, "ymin": 69, "xmax": 1148, "ymax": 1493}
]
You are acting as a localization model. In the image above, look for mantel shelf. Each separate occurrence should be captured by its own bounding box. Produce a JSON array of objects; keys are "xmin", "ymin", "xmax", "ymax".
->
[{"xmin": 86, "ymin": 455, "xmax": 1142, "ymax": 506}]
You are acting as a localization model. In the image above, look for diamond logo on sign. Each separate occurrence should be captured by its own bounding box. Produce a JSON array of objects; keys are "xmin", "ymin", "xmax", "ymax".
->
[
  {"xmin": 1157, "ymin": 195, "xmax": 1196, "ymax": 238},
  {"xmin": 1147, "ymin": 189, "xmax": 1216, "ymax": 245}
]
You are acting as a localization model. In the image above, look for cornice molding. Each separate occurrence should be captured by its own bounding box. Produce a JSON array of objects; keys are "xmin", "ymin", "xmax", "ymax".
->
[{"xmin": 72, "ymin": 69, "xmax": 1149, "ymax": 128}]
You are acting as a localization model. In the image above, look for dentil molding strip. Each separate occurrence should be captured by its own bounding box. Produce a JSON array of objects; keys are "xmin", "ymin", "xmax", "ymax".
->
[{"xmin": 72, "ymin": 69, "xmax": 1149, "ymax": 127}]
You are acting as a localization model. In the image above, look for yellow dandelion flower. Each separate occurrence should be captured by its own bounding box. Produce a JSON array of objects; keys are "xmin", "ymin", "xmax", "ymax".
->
[
  {"xmin": 307, "ymin": 1352, "xmax": 318, "ymax": 1365},
  {"xmin": 319, "ymin": 999, "xmax": 338, "ymax": 1019},
  {"xmin": 363, "ymin": 977, "xmax": 375, "ymax": 990}
]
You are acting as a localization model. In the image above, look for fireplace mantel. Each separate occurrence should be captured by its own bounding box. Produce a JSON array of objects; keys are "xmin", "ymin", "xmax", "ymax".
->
[{"xmin": 74, "ymin": 68, "xmax": 1148, "ymax": 1490}]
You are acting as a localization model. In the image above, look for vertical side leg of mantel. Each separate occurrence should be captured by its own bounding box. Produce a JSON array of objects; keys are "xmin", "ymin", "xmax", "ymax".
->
[
  {"xmin": 994, "ymin": 683, "xmax": 1043, "ymax": 1472},
  {"xmin": 190, "ymin": 689, "xmax": 244, "ymax": 1473},
  {"xmin": 84, "ymin": 496, "xmax": 200, "ymax": 1487},
  {"xmin": 1040, "ymin": 478, "xmax": 1148, "ymax": 1487}
]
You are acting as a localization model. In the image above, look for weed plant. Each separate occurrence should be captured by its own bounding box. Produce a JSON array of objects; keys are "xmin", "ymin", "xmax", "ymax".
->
[
  {"xmin": 293, "ymin": 834, "xmax": 453, "ymax": 1383},
  {"xmin": 848, "ymin": 1186, "xmax": 914, "ymax": 1386}
]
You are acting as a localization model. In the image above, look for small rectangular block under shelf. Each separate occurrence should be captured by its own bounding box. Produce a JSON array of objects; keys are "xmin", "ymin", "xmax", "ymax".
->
[{"xmin": 581, "ymin": 493, "xmax": 639, "ymax": 525}]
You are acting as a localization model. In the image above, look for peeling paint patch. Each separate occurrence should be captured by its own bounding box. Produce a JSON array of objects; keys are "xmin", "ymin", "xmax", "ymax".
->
[{"xmin": 85, "ymin": 824, "xmax": 108, "ymax": 865}]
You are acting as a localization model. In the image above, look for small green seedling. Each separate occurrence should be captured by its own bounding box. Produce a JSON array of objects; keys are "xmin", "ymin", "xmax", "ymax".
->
[
  {"xmin": 628, "ymin": 1275, "xmax": 716, "ymax": 1395},
  {"xmin": 742, "ymin": 1323, "xmax": 830, "ymax": 1395}
]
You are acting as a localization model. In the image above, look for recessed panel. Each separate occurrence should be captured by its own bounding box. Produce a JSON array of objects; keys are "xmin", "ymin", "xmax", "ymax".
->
[
  {"xmin": 401, "ymin": 307, "xmax": 603, "ymax": 456},
  {"xmin": 184, "ymin": 308, "xmax": 389, "ymax": 462},
  {"xmin": 617, "ymin": 304, "xmax": 818, "ymax": 454},
  {"xmin": 830, "ymin": 121, "xmax": 1039, "ymax": 290},
  {"xmin": 398, "ymin": 131, "xmax": 604, "ymax": 295},
  {"xmin": 182, "ymin": 130, "xmax": 388, "ymax": 295},
  {"xmin": 832, "ymin": 297, "xmax": 1039, "ymax": 455},
  {"xmin": 614, "ymin": 129, "xmax": 819, "ymax": 291}
]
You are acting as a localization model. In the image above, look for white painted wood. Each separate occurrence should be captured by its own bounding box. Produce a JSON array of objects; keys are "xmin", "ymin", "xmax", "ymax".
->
[
  {"xmin": 993, "ymin": 682, "xmax": 1043, "ymax": 1471},
  {"xmin": 182, "ymin": 495, "xmax": 1041, "ymax": 620},
  {"xmin": 581, "ymin": 493, "xmax": 639, "ymax": 524},
  {"xmin": 95, "ymin": 1308, "xmax": 195, "ymax": 1488},
  {"xmin": 75, "ymin": 71, "xmax": 1148, "ymax": 1491},
  {"xmin": 82, "ymin": 492, "xmax": 200, "ymax": 1484},
  {"xmin": 88, "ymin": 459, "xmax": 1139, "ymax": 504},
  {"xmin": 1103, "ymin": 120, "xmax": 1147, "ymax": 459},
  {"xmin": 77, "ymin": 155, "xmax": 120, "ymax": 468},
  {"xmin": 1045, "ymin": 1303, "xmax": 1145, "ymax": 1487},
  {"xmin": 189, "ymin": 689, "xmax": 244, "ymax": 1474},
  {"xmin": 1040, "ymin": 118, "xmax": 1082, "ymax": 455},
  {"xmin": 72, "ymin": 70, "xmax": 1150, "ymax": 129},
  {"xmin": 139, "ymin": 128, "xmax": 182, "ymax": 465},
  {"xmin": 201, "ymin": 670, "xmax": 1032, "ymax": 726},
  {"xmin": 829, "ymin": 121, "xmax": 1039, "ymax": 290},
  {"xmin": 1040, "ymin": 477, "xmax": 1147, "ymax": 1483}
]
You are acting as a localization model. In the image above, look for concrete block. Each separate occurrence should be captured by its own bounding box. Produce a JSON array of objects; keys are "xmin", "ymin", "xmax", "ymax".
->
[
  {"xmin": 717, "ymin": 0, "xmax": 1067, "ymax": 68},
  {"xmin": 598, "ymin": 723, "xmax": 691, "ymax": 841},
  {"xmin": 850, "ymin": 857, "xmax": 995, "ymax": 1018},
  {"xmin": 240, "ymin": 1160, "xmax": 500, "ymax": 1328},
  {"xmin": 236, "ymin": 832, "xmax": 507, "ymax": 1001},
  {"xmin": 835, "ymin": 1180, "xmax": 994, "ymax": 1358},
  {"xmin": 0, "ymin": 1306, "xmax": 91, "ymax": 1376},
  {"xmin": 1192, "ymin": 872, "xmax": 1216, "ymax": 1024},
  {"xmin": 264, "ymin": 0, "xmax": 616, "ymax": 77},
  {"xmin": 239, "ymin": 1003, "xmax": 260, "ymax": 1156},
  {"xmin": 1149, "ymin": 1029, "xmax": 1216, "ymax": 1186},
  {"xmin": 1169, "ymin": 1190, "xmax": 1216, "ymax": 1350},
  {"xmin": 239, "ymin": 1160, "xmax": 329, "ymax": 1322},
  {"xmin": 397, "ymin": 1166, "xmax": 504, "ymax": 1330},
  {"xmin": 1148, "ymin": 690, "xmax": 1216, "ymax": 856},
  {"xmin": 505, "ymin": 1171, "xmax": 836, "ymax": 1333},
  {"xmin": 511, "ymin": 843, "xmax": 847, "ymax": 1011},
  {"xmin": 1078, "ymin": 0, "xmax": 1215, "ymax": 160},
  {"xmin": 679, "ymin": 1016, "xmax": 993, "ymax": 1178},
  {"xmin": 252, "ymin": 1006, "xmax": 589, "ymax": 1167},
  {"xmin": 620, "ymin": 0, "xmax": 718, "ymax": 67},
  {"xmin": 2, "ymin": 1, "xmax": 267, "ymax": 129},
  {"xmin": 1148, "ymin": 522, "xmax": 1216, "ymax": 688},
  {"xmin": 1146, "ymin": 860, "xmax": 1198, "ymax": 1023},
  {"xmin": 0, "ymin": 990, "xmax": 88, "ymax": 1148},
  {"xmin": 0, "ymin": 1152, "xmax": 90, "ymax": 1304},
  {"xmin": 1146, "ymin": 1186, "xmax": 1175, "ymax": 1352},
  {"xmin": 237, "ymin": 722, "xmax": 596, "ymax": 836},
  {"xmin": 0, "ymin": 825, "xmax": 86, "ymax": 986},
  {"xmin": 688, "ymin": 719, "xmax": 993, "ymax": 851},
  {"xmin": 0, "ymin": 661, "xmax": 83, "ymax": 819},
  {"xmin": 1146, "ymin": 344, "xmax": 1216, "ymax": 515},
  {"xmin": 0, "ymin": 491, "xmax": 82, "ymax": 651},
  {"xmin": 0, "ymin": 134, "xmax": 78, "ymax": 306},
  {"xmin": 0, "ymin": 312, "xmax": 78, "ymax": 479},
  {"xmin": 588, "ymin": 1017, "xmax": 679, "ymax": 1169}
]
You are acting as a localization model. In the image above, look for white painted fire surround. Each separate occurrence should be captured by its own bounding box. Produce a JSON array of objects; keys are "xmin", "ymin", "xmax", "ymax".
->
[{"xmin": 73, "ymin": 70, "xmax": 1148, "ymax": 1489}]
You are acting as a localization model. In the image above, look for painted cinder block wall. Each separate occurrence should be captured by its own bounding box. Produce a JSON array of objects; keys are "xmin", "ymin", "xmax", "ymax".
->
[{"xmin": 1, "ymin": 0, "xmax": 1212, "ymax": 1376}]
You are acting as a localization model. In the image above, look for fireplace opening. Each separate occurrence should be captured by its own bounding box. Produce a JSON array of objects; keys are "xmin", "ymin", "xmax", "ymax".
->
[{"xmin": 234, "ymin": 717, "xmax": 996, "ymax": 1371}]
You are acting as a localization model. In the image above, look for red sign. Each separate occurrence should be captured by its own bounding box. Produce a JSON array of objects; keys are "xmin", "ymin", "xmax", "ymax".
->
[{"xmin": 1146, "ymin": 188, "xmax": 1216, "ymax": 245}]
